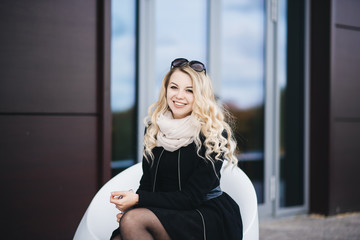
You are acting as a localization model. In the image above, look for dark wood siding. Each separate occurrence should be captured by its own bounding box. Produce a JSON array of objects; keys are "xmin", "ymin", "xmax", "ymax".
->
[
  {"xmin": 0, "ymin": 0, "xmax": 98, "ymax": 113},
  {"xmin": 334, "ymin": 0, "xmax": 360, "ymax": 27},
  {"xmin": 0, "ymin": 0, "xmax": 111, "ymax": 239},
  {"xmin": 310, "ymin": 0, "xmax": 360, "ymax": 215},
  {"xmin": 332, "ymin": 28, "xmax": 360, "ymax": 118},
  {"xmin": 329, "ymin": 0, "xmax": 360, "ymax": 215},
  {"xmin": 331, "ymin": 122, "xmax": 360, "ymax": 213},
  {"xmin": 0, "ymin": 116, "xmax": 98, "ymax": 239}
]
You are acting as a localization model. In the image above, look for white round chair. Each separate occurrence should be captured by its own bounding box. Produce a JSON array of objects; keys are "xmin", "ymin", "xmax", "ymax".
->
[{"xmin": 73, "ymin": 162, "xmax": 259, "ymax": 240}]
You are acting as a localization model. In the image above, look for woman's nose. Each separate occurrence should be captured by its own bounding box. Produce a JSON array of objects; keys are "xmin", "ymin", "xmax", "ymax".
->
[{"xmin": 176, "ymin": 90, "xmax": 185, "ymax": 98}]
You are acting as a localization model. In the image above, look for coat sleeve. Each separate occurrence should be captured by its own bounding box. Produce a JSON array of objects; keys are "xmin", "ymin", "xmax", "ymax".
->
[
  {"xmin": 137, "ymin": 156, "xmax": 152, "ymax": 192},
  {"xmin": 136, "ymin": 152, "xmax": 223, "ymax": 210},
  {"xmin": 136, "ymin": 127, "xmax": 153, "ymax": 192}
]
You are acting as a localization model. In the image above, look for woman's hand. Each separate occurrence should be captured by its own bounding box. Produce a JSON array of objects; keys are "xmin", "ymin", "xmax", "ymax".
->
[
  {"xmin": 116, "ymin": 212, "xmax": 123, "ymax": 223},
  {"xmin": 110, "ymin": 190, "xmax": 139, "ymax": 212}
]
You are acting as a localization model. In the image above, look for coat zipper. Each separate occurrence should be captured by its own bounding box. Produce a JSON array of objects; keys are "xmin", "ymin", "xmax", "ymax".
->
[
  {"xmin": 195, "ymin": 209, "xmax": 206, "ymax": 240},
  {"xmin": 152, "ymin": 149, "xmax": 164, "ymax": 192},
  {"xmin": 178, "ymin": 149, "xmax": 182, "ymax": 191},
  {"xmin": 154, "ymin": 149, "xmax": 205, "ymax": 239}
]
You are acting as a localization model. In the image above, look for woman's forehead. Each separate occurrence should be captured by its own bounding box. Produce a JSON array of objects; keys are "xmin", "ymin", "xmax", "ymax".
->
[{"xmin": 169, "ymin": 70, "xmax": 193, "ymax": 86}]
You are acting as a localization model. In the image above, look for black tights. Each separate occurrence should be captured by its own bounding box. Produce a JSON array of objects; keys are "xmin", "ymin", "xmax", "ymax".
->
[{"xmin": 111, "ymin": 208, "xmax": 171, "ymax": 240}]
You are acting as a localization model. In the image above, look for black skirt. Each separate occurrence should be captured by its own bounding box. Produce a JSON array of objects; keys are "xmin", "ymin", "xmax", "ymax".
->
[
  {"xmin": 148, "ymin": 192, "xmax": 242, "ymax": 240},
  {"xmin": 110, "ymin": 192, "xmax": 242, "ymax": 240}
]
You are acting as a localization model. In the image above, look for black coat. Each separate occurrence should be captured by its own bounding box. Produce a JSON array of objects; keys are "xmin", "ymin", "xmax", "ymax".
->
[{"xmin": 136, "ymin": 140, "xmax": 243, "ymax": 240}]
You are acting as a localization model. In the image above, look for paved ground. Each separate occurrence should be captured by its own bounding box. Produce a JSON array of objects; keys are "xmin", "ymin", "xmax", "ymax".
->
[{"xmin": 259, "ymin": 212, "xmax": 360, "ymax": 240}]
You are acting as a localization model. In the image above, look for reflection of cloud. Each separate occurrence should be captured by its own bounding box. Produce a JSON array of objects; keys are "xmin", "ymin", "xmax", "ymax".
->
[
  {"xmin": 110, "ymin": 0, "xmax": 287, "ymax": 112},
  {"xmin": 221, "ymin": 81, "xmax": 264, "ymax": 109},
  {"xmin": 111, "ymin": 34, "xmax": 136, "ymax": 111},
  {"xmin": 111, "ymin": 36, "xmax": 135, "ymax": 79},
  {"xmin": 277, "ymin": 0, "xmax": 287, "ymax": 89},
  {"xmin": 111, "ymin": 0, "xmax": 135, "ymax": 36},
  {"xmin": 155, "ymin": 0, "xmax": 208, "ymax": 87},
  {"xmin": 111, "ymin": 0, "xmax": 136, "ymax": 112},
  {"xmin": 111, "ymin": 79, "xmax": 135, "ymax": 112},
  {"xmin": 155, "ymin": 0, "xmax": 207, "ymax": 38},
  {"xmin": 223, "ymin": 0, "xmax": 264, "ymax": 11},
  {"xmin": 221, "ymin": 0, "xmax": 265, "ymax": 110},
  {"xmin": 112, "ymin": 19, "xmax": 127, "ymax": 36},
  {"xmin": 222, "ymin": 54, "xmax": 264, "ymax": 82}
]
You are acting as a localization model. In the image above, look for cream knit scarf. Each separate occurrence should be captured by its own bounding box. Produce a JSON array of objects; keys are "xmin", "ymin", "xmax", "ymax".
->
[{"xmin": 156, "ymin": 111, "xmax": 200, "ymax": 152}]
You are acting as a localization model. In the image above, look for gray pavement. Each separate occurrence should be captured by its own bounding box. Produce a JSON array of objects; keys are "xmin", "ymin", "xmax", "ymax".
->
[{"xmin": 259, "ymin": 212, "xmax": 360, "ymax": 240}]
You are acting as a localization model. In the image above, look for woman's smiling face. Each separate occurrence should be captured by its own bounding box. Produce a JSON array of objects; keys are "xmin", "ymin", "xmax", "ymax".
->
[{"xmin": 166, "ymin": 70, "xmax": 194, "ymax": 119}]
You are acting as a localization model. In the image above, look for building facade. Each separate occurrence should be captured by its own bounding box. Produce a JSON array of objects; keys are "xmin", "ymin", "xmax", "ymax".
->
[{"xmin": 0, "ymin": 0, "xmax": 359, "ymax": 239}]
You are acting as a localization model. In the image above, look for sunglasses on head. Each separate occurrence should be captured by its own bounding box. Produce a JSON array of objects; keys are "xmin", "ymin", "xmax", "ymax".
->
[{"xmin": 171, "ymin": 58, "xmax": 206, "ymax": 75}]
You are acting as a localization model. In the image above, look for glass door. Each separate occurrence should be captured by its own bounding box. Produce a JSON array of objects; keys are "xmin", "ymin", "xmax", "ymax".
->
[
  {"xmin": 220, "ymin": 0, "xmax": 270, "ymax": 214},
  {"xmin": 110, "ymin": 0, "xmax": 137, "ymax": 176},
  {"xmin": 219, "ymin": 0, "xmax": 306, "ymax": 217},
  {"xmin": 110, "ymin": 0, "xmax": 307, "ymax": 218},
  {"xmin": 276, "ymin": 0, "xmax": 307, "ymax": 216}
]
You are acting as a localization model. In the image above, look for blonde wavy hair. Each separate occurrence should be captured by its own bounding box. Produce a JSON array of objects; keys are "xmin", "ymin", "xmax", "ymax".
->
[{"xmin": 143, "ymin": 64, "xmax": 238, "ymax": 168}]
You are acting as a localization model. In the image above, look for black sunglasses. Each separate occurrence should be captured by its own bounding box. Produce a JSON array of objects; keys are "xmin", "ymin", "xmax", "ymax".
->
[{"xmin": 171, "ymin": 58, "xmax": 206, "ymax": 75}]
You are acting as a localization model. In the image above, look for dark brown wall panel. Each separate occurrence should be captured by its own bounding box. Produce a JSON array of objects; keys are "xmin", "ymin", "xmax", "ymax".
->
[
  {"xmin": 0, "ymin": 115, "xmax": 98, "ymax": 239},
  {"xmin": 0, "ymin": 0, "xmax": 97, "ymax": 113},
  {"xmin": 330, "ymin": 121, "xmax": 360, "ymax": 214},
  {"xmin": 309, "ymin": 0, "xmax": 331, "ymax": 214},
  {"xmin": 332, "ymin": 28, "xmax": 360, "ymax": 118},
  {"xmin": 334, "ymin": 0, "xmax": 360, "ymax": 27},
  {"xmin": 0, "ymin": 0, "xmax": 111, "ymax": 239},
  {"xmin": 327, "ymin": 0, "xmax": 360, "ymax": 216}
]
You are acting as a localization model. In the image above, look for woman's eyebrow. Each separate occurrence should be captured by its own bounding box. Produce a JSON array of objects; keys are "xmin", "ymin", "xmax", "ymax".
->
[{"xmin": 169, "ymin": 82, "xmax": 192, "ymax": 88}]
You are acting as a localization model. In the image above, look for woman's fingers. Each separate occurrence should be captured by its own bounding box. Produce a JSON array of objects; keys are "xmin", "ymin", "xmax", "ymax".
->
[
  {"xmin": 110, "ymin": 191, "xmax": 126, "ymax": 204},
  {"xmin": 111, "ymin": 190, "xmax": 133, "ymax": 198},
  {"xmin": 116, "ymin": 212, "xmax": 123, "ymax": 222},
  {"xmin": 110, "ymin": 191, "xmax": 126, "ymax": 201},
  {"xmin": 110, "ymin": 190, "xmax": 138, "ymax": 211}
]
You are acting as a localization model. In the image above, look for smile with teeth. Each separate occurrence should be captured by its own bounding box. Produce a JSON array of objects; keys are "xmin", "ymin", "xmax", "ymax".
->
[{"xmin": 174, "ymin": 101, "xmax": 186, "ymax": 106}]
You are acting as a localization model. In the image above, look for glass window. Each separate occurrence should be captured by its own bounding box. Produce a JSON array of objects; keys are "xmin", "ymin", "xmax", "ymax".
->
[
  {"xmin": 278, "ymin": 0, "xmax": 304, "ymax": 207},
  {"xmin": 111, "ymin": 0, "xmax": 137, "ymax": 176},
  {"xmin": 154, "ymin": 0, "xmax": 208, "ymax": 92},
  {"xmin": 221, "ymin": 0, "xmax": 266, "ymax": 203}
]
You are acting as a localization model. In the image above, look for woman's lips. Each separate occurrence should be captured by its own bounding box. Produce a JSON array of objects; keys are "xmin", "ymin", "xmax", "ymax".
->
[{"xmin": 173, "ymin": 101, "xmax": 186, "ymax": 107}]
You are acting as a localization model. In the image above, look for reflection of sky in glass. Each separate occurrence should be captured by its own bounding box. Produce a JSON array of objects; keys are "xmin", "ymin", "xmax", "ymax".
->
[
  {"xmin": 111, "ymin": 0, "xmax": 136, "ymax": 112},
  {"xmin": 278, "ymin": 0, "xmax": 287, "ymax": 89},
  {"xmin": 155, "ymin": 0, "xmax": 208, "ymax": 94},
  {"xmin": 221, "ymin": 0, "xmax": 265, "ymax": 109},
  {"xmin": 110, "ymin": 0, "xmax": 286, "ymax": 111}
]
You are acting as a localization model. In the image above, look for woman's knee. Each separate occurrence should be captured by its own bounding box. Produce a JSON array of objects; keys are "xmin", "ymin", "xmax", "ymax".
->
[
  {"xmin": 119, "ymin": 208, "xmax": 170, "ymax": 240},
  {"xmin": 120, "ymin": 208, "xmax": 147, "ymax": 229}
]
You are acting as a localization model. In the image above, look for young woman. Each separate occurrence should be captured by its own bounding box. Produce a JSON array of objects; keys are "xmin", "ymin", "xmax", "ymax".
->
[{"xmin": 110, "ymin": 58, "xmax": 243, "ymax": 240}]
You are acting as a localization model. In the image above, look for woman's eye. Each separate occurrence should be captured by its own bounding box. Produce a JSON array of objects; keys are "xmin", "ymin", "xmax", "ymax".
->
[
  {"xmin": 170, "ymin": 86, "xmax": 177, "ymax": 89},
  {"xmin": 187, "ymin": 89, "xmax": 193, "ymax": 93}
]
